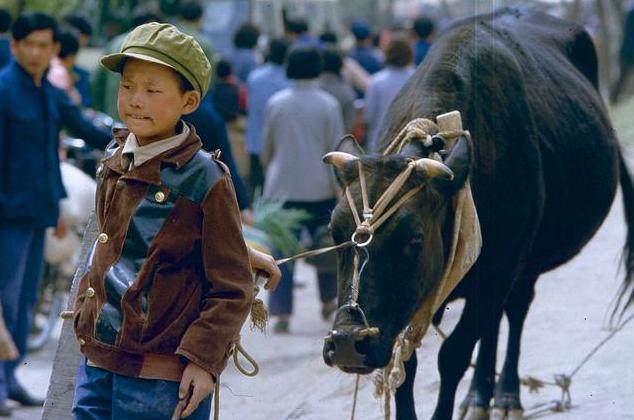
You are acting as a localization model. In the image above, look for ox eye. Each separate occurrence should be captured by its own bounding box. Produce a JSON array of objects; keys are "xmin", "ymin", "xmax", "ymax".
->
[{"xmin": 404, "ymin": 235, "xmax": 423, "ymax": 258}]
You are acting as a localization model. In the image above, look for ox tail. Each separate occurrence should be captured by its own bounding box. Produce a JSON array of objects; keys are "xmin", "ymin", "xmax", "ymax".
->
[{"xmin": 614, "ymin": 149, "xmax": 634, "ymax": 322}]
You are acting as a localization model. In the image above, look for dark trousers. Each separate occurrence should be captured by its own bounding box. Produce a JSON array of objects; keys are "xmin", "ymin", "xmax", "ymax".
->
[
  {"xmin": 248, "ymin": 154, "xmax": 264, "ymax": 199},
  {"xmin": 73, "ymin": 361, "xmax": 212, "ymax": 420},
  {"xmin": 268, "ymin": 199, "xmax": 337, "ymax": 316},
  {"xmin": 0, "ymin": 225, "xmax": 45, "ymax": 402}
]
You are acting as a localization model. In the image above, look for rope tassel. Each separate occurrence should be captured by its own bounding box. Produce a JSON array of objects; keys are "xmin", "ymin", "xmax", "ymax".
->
[{"xmin": 250, "ymin": 297, "xmax": 268, "ymax": 333}]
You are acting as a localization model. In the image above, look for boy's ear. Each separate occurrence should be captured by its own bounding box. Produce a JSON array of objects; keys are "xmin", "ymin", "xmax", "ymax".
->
[{"xmin": 181, "ymin": 90, "xmax": 201, "ymax": 115}]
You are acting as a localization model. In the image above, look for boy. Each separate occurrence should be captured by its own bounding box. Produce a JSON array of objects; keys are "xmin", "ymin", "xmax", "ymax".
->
[{"xmin": 72, "ymin": 22, "xmax": 275, "ymax": 419}]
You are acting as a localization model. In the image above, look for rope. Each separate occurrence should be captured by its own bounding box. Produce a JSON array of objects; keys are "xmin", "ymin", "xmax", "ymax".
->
[
  {"xmin": 350, "ymin": 374, "xmax": 360, "ymax": 420},
  {"xmin": 358, "ymin": 161, "xmax": 372, "ymax": 217},
  {"xmin": 213, "ymin": 380, "xmax": 220, "ymax": 420},
  {"xmin": 232, "ymin": 341, "xmax": 260, "ymax": 377},
  {"xmin": 275, "ymin": 241, "xmax": 353, "ymax": 266}
]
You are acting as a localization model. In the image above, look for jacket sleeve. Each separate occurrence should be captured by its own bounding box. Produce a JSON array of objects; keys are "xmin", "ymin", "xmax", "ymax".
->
[
  {"xmin": 176, "ymin": 174, "xmax": 254, "ymax": 377},
  {"xmin": 58, "ymin": 89, "xmax": 111, "ymax": 150}
]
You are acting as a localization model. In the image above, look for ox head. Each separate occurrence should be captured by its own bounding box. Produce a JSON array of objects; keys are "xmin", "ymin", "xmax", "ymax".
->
[{"xmin": 322, "ymin": 134, "xmax": 472, "ymax": 374}]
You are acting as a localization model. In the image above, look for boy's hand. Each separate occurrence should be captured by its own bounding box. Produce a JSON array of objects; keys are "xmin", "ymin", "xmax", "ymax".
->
[
  {"xmin": 247, "ymin": 247, "xmax": 281, "ymax": 290},
  {"xmin": 178, "ymin": 361, "xmax": 214, "ymax": 418}
]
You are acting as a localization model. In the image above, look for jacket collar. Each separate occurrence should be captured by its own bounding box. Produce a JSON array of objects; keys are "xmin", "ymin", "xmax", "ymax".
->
[
  {"xmin": 103, "ymin": 121, "xmax": 202, "ymax": 185},
  {"xmin": 10, "ymin": 61, "xmax": 51, "ymax": 91}
]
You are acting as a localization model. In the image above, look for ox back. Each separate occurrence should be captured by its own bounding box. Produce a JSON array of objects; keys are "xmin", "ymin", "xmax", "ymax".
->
[{"xmin": 378, "ymin": 7, "xmax": 619, "ymax": 281}]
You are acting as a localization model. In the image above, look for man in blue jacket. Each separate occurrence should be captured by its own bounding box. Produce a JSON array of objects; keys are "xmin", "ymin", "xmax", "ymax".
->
[{"xmin": 0, "ymin": 12, "xmax": 110, "ymax": 416}]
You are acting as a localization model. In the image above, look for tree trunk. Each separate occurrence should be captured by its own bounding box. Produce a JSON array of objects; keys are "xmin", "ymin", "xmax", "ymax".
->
[{"xmin": 42, "ymin": 216, "xmax": 97, "ymax": 420}]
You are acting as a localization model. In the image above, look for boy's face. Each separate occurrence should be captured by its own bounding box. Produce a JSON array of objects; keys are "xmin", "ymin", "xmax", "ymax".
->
[{"xmin": 118, "ymin": 58, "xmax": 200, "ymax": 145}]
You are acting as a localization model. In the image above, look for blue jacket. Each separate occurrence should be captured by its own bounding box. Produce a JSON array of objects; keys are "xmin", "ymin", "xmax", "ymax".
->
[
  {"xmin": 0, "ymin": 36, "xmax": 10, "ymax": 69},
  {"xmin": 0, "ymin": 61, "xmax": 111, "ymax": 227}
]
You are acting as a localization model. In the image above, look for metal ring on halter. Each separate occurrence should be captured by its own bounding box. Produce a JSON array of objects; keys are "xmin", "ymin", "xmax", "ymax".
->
[{"xmin": 351, "ymin": 230, "xmax": 373, "ymax": 247}]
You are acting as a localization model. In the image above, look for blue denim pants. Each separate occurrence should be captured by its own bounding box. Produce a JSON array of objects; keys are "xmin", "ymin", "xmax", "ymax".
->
[
  {"xmin": 0, "ymin": 225, "xmax": 46, "ymax": 402},
  {"xmin": 73, "ymin": 361, "xmax": 212, "ymax": 420}
]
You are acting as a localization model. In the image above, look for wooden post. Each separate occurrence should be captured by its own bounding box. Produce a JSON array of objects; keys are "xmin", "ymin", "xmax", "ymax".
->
[{"xmin": 42, "ymin": 215, "xmax": 97, "ymax": 420}]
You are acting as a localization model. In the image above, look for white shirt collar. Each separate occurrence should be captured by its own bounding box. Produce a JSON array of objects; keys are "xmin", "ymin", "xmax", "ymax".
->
[{"xmin": 121, "ymin": 121, "xmax": 190, "ymax": 169}]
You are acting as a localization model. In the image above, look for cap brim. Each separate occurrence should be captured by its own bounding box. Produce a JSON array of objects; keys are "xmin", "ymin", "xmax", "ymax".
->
[{"xmin": 100, "ymin": 52, "xmax": 177, "ymax": 73}]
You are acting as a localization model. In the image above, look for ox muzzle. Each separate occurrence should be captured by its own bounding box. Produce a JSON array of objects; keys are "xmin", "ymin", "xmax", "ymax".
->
[{"xmin": 323, "ymin": 302, "xmax": 380, "ymax": 373}]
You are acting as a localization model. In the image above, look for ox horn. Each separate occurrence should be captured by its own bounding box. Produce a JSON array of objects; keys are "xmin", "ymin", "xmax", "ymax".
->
[
  {"xmin": 413, "ymin": 158, "xmax": 454, "ymax": 180},
  {"xmin": 322, "ymin": 152, "xmax": 359, "ymax": 168}
]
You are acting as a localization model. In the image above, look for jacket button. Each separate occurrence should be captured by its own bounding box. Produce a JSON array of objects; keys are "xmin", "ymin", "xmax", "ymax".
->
[
  {"xmin": 96, "ymin": 165, "xmax": 104, "ymax": 177},
  {"xmin": 78, "ymin": 338, "xmax": 86, "ymax": 346},
  {"xmin": 98, "ymin": 233, "xmax": 109, "ymax": 244},
  {"xmin": 115, "ymin": 179, "xmax": 125, "ymax": 189},
  {"xmin": 155, "ymin": 191, "xmax": 166, "ymax": 203},
  {"xmin": 86, "ymin": 287, "xmax": 95, "ymax": 298}
]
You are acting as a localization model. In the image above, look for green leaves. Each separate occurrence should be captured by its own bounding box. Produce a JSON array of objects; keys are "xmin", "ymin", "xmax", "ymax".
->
[{"xmin": 251, "ymin": 193, "xmax": 310, "ymax": 257}]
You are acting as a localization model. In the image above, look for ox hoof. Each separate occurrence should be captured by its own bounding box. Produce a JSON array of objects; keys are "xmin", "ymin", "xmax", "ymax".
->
[
  {"xmin": 458, "ymin": 406, "xmax": 489, "ymax": 420},
  {"xmin": 490, "ymin": 408, "xmax": 523, "ymax": 420},
  {"xmin": 492, "ymin": 392, "xmax": 523, "ymax": 419}
]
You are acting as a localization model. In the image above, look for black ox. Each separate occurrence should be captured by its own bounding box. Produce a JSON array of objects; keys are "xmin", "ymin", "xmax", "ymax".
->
[{"xmin": 322, "ymin": 8, "xmax": 634, "ymax": 420}]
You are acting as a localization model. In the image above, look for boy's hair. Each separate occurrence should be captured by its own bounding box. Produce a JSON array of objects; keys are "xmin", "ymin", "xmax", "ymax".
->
[
  {"xmin": 267, "ymin": 38, "xmax": 288, "ymax": 65},
  {"xmin": 286, "ymin": 47, "xmax": 322, "ymax": 80},
  {"xmin": 58, "ymin": 26, "xmax": 80, "ymax": 59},
  {"xmin": 180, "ymin": 1, "xmax": 203, "ymax": 22},
  {"xmin": 64, "ymin": 15, "xmax": 92, "ymax": 37},
  {"xmin": 412, "ymin": 16, "xmax": 435, "ymax": 40},
  {"xmin": 0, "ymin": 8, "xmax": 12, "ymax": 33},
  {"xmin": 215, "ymin": 59, "xmax": 232, "ymax": 79},
  {"xmin": 233, "ymin": 23, "xmax": 260, "ymax": 49},
  {"xmin": 12, "ymin": 12, "xmax": 58, "ymax": 42},
  {"xmin": 321, "ymin": 47, "xmax": 343, "ymax": 75},
  {"xmin": 385, "ymin": 36, "xmax": 412, "ymax": 68}
]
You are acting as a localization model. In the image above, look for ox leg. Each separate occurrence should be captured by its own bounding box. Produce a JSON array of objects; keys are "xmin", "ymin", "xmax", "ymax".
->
[
  {"xmin": 431, "ymin": 299, "xmax": 482, "ymax": 420},
  {"xmin": 458, "ymin": 311, "xmax": 504, "ymax": 420},
  {"xmin": 491, "ymin": 275, "xmax": 537, "ymax": 420},
  {"xmin": 395, "ymin": 351, "xmax": 418, "ymax": 420}
]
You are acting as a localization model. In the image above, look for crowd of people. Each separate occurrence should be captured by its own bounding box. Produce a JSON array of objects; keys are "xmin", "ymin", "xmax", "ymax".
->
[{"xmin": 0, "ymin": 3, "xmax": 438, "ymax": 416}]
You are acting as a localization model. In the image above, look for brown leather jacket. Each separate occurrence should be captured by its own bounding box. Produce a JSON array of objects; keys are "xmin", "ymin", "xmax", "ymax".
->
[{"xmin": 73, "ymin": 123, "xmax": 253, "ymax": 381}]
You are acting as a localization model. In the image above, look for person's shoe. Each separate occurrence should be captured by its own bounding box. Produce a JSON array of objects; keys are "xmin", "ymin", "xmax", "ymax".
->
[
  {"xmin": 0, "ymin": 402, "xmax": 12, "ymax": 417},
  {"xmin": 8, "ymin": 385, "xmax": 44, "ymax": 407},
  {"xmin": 273, "ymin": 319, "xmax": 290, "ymax": 334}
]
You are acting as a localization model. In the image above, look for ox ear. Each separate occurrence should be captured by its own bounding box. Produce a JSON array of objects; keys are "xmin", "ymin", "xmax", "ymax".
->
[
  {"xmin": 336, "ymin": 134, "xmax": 365, "ymax": 156},
  {"xmin": 326, "ymin": 135, "xmax": 365, "ymax": 187},
  {"xmin": 433, "ymin": 135, "xmax": 472, "ymax": 197}
]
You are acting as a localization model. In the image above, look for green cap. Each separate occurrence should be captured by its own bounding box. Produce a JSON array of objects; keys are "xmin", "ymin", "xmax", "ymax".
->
[{"xmin": 101, "ymin": 22, "xmax": 211, "ymax": 96}]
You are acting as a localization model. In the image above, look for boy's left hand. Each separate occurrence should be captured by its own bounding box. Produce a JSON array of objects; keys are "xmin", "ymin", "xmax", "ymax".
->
[{"xmin": 179, "ymin": 361, "xmax": 214, "ymax": 418}]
